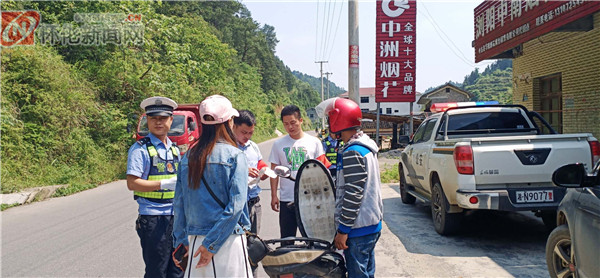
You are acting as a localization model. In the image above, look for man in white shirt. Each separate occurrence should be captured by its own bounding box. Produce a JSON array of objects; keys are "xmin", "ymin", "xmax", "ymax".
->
[{"xmin": 269, "ymin": 105, "xmax": 331, "ymax": 243}]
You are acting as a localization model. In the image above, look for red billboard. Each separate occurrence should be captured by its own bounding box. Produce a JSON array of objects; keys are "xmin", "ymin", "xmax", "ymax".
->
[
  {"xmin": 375, "ymin": 0, "xmax": 416, "ymax": 103},
  {"xmin": 473, "ymin": 0, "xmax": 600, "ymax": 62}
]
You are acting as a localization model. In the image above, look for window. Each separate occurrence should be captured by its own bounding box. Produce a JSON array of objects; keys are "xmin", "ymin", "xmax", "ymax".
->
[
  {"xmin": 379, "ymin": 108, "xmax": 382, "ymax": 114},
  {"xmin": 412, "ymin": 119, "xmax": 438, "ymax": 144},
  {"xmin": 361, "ymin": 109, "xmax": 369, "ymax": 112},
  {"xmin": 360, "ymin": 97, "xmax": 369, "ymax": 103},
  {"xmin": 168, "ymin": 115, "xmax": 186, "ymax": 136},
  {"xmin": 386, "ymin": 108, "xmax": 392, "ymax": 114},
  {"xmin": 539, "ymin": 74, "xmax": 562, "ymax": 133},
  {"xmin": 445, "ymin": 88, "xmax": 450, "ymax": 93},
  {"xmin": 421, "ymin": 119, "xmax": 438, "ymax": 142},
  {"xmin": 394, "ymin": 110, "xmax": 399, "ymax": 113},
  {"xmin": 448, "ymin": 112, "xmax": 530, "ymax": 131},
  {"xmin": 411, "ymin": 121, "xmax": 428, "ymax": 143},
  {"xmin": 138, "ymin": 115, "xmax": 186, "ymax": 137}
]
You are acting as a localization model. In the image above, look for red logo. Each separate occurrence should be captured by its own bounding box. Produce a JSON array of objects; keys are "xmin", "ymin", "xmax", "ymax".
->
[{"xmin": 1, "ymin": 11, "xmax": 41, "ymax": 47}]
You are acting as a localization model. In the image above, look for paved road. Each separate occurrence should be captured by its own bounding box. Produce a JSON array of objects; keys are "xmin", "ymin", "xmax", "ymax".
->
[{"xmin": 1, "ymin": 134, "xmax": 550, "ymax": 277}]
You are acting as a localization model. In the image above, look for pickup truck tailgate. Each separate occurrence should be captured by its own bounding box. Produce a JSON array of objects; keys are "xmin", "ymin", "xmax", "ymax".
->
[{"xmin": 470, "ymin": 134, "xmax": 592, "ymax": 186}]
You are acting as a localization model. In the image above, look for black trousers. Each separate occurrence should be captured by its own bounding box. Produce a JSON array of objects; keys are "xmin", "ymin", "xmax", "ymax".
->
[
  {"xmin": 279, "ymin": 201, "xmax": 298, "ymax": 245},
  {"xmin": 136, "ymin": 215, "xmax": 183, "ymax": 278}
]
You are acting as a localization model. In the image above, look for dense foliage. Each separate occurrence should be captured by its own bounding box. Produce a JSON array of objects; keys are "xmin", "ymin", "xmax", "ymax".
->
[
  {"xmin": 463, "ymin": 60, "xmax": 513, "ymax": 104},
  {"xmin": 1, "ymin": 1, "xmax": 321, "ymax": 193},
  {"xmin": 292, "ymin": 70, "xmax": 346, "ymax": 98}
]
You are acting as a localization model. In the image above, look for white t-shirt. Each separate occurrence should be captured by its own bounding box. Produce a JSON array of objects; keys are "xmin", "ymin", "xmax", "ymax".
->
[{"xmin": 269, "ymin": 133, "xmax": 325, "ymax": 202}]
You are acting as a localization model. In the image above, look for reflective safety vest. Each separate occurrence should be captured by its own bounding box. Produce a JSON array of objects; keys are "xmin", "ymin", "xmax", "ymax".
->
[
  {"xmin": 133, "ymin": 137, "xmax": 180, "ymax": 201},
  {"xmin": 324, "ymin": 139, "xmax": 343, "ymax": 165}
]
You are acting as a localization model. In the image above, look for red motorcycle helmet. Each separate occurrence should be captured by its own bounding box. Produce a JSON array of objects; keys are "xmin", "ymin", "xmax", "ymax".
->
[{"xmin": 316, "ymin": 98, "xmax": 362, "ymax": 133}]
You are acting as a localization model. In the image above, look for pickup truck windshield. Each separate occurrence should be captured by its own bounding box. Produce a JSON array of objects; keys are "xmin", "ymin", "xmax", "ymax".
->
[{"xmin": 445, "ymin": 112, "xmax": 534, "ymax": 135}]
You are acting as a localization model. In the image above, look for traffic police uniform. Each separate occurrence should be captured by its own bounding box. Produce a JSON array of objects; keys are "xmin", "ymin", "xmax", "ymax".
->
[
  {"xmin": 322, "ymin": 135, "xmax": 343, "ymax": 178},
  {"xmin": 127, "ymin": 96, "xmax": 183, "ymax": 278}
]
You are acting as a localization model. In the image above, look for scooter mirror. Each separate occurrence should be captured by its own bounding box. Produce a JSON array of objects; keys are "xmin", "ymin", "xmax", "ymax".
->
[{"xmin": 274, "ymin": 166, "xmax": 291, "ymax": 178}]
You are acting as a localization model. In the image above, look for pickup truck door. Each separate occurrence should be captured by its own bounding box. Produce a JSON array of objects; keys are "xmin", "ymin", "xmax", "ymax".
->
[{"xmin": 404, "ymin": 118, "xmax": 438, "ymax": 190}]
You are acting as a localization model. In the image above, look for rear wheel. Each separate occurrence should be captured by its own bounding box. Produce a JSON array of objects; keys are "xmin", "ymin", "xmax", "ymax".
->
[
  {"xmin": 546, "ymin": 225, "xmax": 575, "ymax": 278},
  {"xmin": 399, "ymin": 166, "xmax": 416, "ymax": 204},
  {"xmin": 431, "ymin": 181, "xmax": 461, "ymax": 235}
]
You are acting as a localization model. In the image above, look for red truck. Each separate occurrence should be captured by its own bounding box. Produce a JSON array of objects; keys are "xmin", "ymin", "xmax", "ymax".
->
[{"xmin": 136, "ymin": 104, "xmax": 201, "ymax": 154}]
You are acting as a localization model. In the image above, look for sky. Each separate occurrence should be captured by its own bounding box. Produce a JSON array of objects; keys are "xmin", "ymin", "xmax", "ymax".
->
[{"xmin": 242, "ymin": 0, "xmax": 497, "ymax": 93}]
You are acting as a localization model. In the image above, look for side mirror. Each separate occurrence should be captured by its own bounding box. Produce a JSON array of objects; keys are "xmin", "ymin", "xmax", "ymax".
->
[
  {"xmin": 189, "ymin": 122, "xmax": 197, "ymax": 131},
  {"xmin": 552, "ymin": 164, "xmax": 586, "ymax": 188},
  {"xmin": 273, "ymin": 165, "xmax": 294, "ymax": 181}
]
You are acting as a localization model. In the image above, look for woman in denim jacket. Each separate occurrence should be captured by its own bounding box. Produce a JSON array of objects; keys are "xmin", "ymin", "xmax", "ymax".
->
[{"xmin": 172, "ymin": 95, "xmax": 252, "ymax": 277}]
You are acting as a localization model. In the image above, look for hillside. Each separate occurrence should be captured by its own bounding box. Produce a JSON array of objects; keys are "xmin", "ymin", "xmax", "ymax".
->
[
  {"xmin": 1, "ymin": 1, "xmax": 321, "ymax": 193},
  {"xmin": 424, "ymin": 59, "xmax": 513, "ymax": 104},
  {"xmin": 292, "ymin": 70, "xmax": 346, "ymax": 98},
  {"xmin": 464, "ymin": 67, "xmax": 513, "ymax": 104}
]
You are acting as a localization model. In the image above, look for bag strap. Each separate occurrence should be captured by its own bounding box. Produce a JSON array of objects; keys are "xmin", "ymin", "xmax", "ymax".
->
[
  {"xmin": 201, "ymin": 176, "xmax": 250, "ymax": 234},
  {"xmin": 201, "ymin": 176, "xmax": 226, "ymax": 209}
]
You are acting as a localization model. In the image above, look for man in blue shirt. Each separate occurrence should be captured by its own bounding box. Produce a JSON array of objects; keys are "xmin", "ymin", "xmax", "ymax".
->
[
  {"xmin": 126, "ymin": 96, "xmax": 183, "ymax": 278},
  {"xmin": 233, "ymin": 110, "xmax": 268, "ymax": 235},
  {"xmin": 233, "ymin": 110, "xmax": 268, "ymax": 276}
]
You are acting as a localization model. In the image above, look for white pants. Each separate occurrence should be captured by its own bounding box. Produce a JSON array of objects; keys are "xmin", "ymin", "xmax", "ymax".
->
[{"xmin": 185, "ymin": 234, "xmax": 253, "ymax": 278}]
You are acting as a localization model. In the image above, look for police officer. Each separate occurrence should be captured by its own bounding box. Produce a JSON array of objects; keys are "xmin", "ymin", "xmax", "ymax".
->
[
  {"xmin": 126, "ymin": 96, "xmax": 183, "ymax": 278},
  {"xmin": 322, "ymin": 130, "xmax": 343, "ymax": 178}
]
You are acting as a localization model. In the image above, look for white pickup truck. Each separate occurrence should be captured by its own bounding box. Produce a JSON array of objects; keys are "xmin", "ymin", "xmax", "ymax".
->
[{"xmin": 398, "ymin": 104, "xmax": 600, "ymax": 235}]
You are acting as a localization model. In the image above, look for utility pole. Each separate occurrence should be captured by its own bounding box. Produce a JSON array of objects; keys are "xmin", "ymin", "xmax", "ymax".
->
[
  {"xmin": 348, "ymin": 0, "xmax": 359, "ymax": 104},
  {"xmin": 315, "ymin": 60, "xmax": 328, "ymax": 129},
  {"xmin": 324, "ymin": 72, "xmax": 333, "ymax": 99}
]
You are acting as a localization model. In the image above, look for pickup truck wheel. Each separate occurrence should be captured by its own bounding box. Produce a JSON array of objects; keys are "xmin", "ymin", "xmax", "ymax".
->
[
  {"xmin": 399, "ymin": 167, "xmax": 416, "ymax": 204},
  {"xmin": 431, "ymin": 182, "xmax": 461, "ymax": 235},
  {"xmin": 545, "ymin": 225, "xmax": 575, "ymax": 278}
]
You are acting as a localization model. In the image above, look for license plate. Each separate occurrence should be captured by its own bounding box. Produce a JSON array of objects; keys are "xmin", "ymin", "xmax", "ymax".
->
[{"xmin": 515, "ymin": 190, "xmax": 554, "ymax": 203}]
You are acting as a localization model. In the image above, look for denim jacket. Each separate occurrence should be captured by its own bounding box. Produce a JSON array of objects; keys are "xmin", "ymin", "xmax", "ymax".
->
[{"xmin": 172, "ymin": 142, "xmax": 250, "ymax": 254}]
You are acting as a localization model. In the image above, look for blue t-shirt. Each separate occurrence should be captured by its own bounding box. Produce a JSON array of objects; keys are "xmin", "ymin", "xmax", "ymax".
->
[{"xmin": 126, "ymin": 133, "xmax": 175, "ymax": 215}]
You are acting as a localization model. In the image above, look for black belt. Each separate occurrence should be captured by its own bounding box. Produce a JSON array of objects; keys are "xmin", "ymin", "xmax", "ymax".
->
[{"xmin": 248, "ymin": 196, "xmax": 260, "ymax": 206}]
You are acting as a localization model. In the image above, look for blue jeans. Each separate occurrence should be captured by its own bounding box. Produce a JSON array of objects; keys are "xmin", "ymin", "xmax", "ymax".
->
[{"xmin": 343, "ymin": 232, "xmax": 381, "ymax": 278}]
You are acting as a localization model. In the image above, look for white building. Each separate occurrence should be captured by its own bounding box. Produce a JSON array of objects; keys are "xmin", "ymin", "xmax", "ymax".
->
[{"xmin": 339, "ymin": 88, "xmax": 423, "ymax": 116}]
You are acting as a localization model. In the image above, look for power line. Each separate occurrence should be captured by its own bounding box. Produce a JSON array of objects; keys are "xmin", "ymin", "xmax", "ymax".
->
[
  {"xmin": 326, "ymin": 0, "xmax": 345, "ymax": 61},
  {"xmin": 318, "ymin": 1, "xmax": 326, "ymax": 59},
  {"xmin": 418, "ymin": 2, "xmax": 495, "ymax": 69},
  {"xmin": 421, "ymin": 2, "xmax": 471, "ymax": 64},
  {"xmin": 314, "ymin": 0, "xmax": 320, "ymax": 61},
  {"xmin": 323, "ymin": 0, "xmax": 337, "ymax": 60}
]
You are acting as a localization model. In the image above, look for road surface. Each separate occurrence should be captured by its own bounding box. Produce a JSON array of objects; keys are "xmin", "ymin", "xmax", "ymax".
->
[{"xmin": 1, "ymin": 135, "xmax": 549, "ymax": 277}]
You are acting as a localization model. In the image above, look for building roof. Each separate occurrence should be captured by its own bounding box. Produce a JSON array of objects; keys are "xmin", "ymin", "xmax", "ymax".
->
[{"xmin": 417, "ymin": 83, "xmax": 473, "ymax": 104}]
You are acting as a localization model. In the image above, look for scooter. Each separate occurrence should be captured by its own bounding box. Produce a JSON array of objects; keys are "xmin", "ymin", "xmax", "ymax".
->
[{"xmin": 260, "ymin": 160, "xmax": 346, "ymax": 278}]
